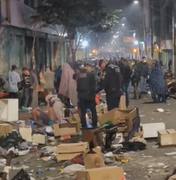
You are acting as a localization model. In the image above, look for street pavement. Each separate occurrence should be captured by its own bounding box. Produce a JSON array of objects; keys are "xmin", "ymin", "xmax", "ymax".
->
[{"xmin": 3, "ymin": 95, "xmax": 176, "ymax": 180}]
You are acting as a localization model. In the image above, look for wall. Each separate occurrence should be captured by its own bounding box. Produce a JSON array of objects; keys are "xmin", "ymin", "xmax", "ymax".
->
[
  {"xmin": 0, "ymin": 27, "xmax": 9, "ymax": 72},
  {"xmin": 0, "ymin": 25, "xmax": 67, "ymax": 72},
  {"xmin": 1, "ymin": 0, "xmax": 63, "ymax": 35},
  {"xmin": 0, "ymin": 0, "xmax": 67, "ymax": 72}
]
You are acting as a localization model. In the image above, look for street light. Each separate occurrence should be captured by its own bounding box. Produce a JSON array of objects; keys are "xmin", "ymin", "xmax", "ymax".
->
[
  {"xmin": 134, "ymin": 40, "xmax": 139, "ymax": 45},
  {"xmin": 82, "ymin": 40, "xmax": 88, "ymax": 47},
  {"xmin": 122, "ymin": 23, "xmax": 125, "ymax": 26},
  {"xmin": 134, "ymin": 0, "xmax": 139, "ymax": 4}
]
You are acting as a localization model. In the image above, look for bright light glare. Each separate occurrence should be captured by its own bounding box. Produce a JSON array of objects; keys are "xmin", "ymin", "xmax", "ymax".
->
[
  {"xmin": 134, "ymin": 40, "xmax": 139, "ymax": 45},
  {"xmin": 134, "ymin": 0, "xmax": 139, "ymax": 4},
  {"xmin": 122, "ymin": 23, "xmax": 125, "ymax": 26},
  {"xmin": 82, "ymin": 40, "xmax": 88, "ymax": 47},
  {"xmin": 113, "ymin": 35, "xmax": 119, "ymax": 38}
]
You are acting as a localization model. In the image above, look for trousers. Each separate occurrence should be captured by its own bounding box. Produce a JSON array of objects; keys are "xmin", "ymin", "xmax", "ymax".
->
[
  {"xmin": 106, "ymin": 96, "xmax": 120, "ymax": 111},
  {"xmin": 78, "ymin": 99, "xmax": 97, "ymax": 128},
  {"xmin": 21, "ymin": 88, "xmax": 33, "ymax": 107}
]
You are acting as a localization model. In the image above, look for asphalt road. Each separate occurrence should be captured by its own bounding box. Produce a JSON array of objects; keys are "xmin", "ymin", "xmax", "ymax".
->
[{"xmin": 3, "ymin": 95, "xmax": 176, "ymax": 180}]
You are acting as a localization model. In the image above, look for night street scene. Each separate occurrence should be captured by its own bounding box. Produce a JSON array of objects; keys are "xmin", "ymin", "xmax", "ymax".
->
[{"xmin": 0, "ymin": 0, "xmax": 176, "ymax": 180}]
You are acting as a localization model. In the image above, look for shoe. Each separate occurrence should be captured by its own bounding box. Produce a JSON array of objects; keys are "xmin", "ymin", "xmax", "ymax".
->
[
  {"xmin": 27, "ymin": 107, "xmax": 32, "ymax": 110},
  {"xmin": 87, "ymin": 124, "xmax": 93, "ymax": 129},
  {"xmin": 21, "ymin": 106, "xmax": 28, "ymax": 111}
]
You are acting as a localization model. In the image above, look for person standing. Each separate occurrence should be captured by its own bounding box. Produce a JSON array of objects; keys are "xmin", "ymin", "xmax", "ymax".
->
[
  {"xmin": 148, "ymin": 60, "xmax": 167, "ymax": 103},
  {"xmin": 131, "ymin": 61, "xmax": 141, "ymax": 99},
  {"xmin": 76, "ymin": 63, "xmax": 97, "ymax": 129},
  {"xmin": 119, "ymin": 59, "xmax": 132, "ymax": 108},
  {"xmin": 43, "ymin": 66, "xmax": 55, "ymax": 95},
  {"xmin": 8, "ymin": 65, "xmax": 21, "ymax": 98},
  {"xmin": 97, "ymin": 59, "xmax": 123, "ymax": 111},
  {"xmin": 54, "ymin": 65, "xmax": 62, "ymax": 93},
  {"xmin": 140, "ymin": 57, "xmax": 148, "ymax": 94},
  {"xmin": 168, "ymin": 59, "xmax": 172, "ymax": 72},
  {"xmin": 21, "ymin": 67, "xmax": 35, "ymax": 109}
]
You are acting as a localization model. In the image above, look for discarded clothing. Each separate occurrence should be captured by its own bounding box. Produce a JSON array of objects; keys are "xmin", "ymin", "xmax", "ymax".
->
[
  {"xmin": 11, "ymin": 169, "xmax": 31, "ymax": 180},
  {"xmin": 120, "ymin": 141, "xmax": 146, "ymax": 151}
]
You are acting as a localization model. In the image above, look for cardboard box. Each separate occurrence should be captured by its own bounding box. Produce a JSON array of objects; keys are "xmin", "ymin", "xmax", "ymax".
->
[
  {"xmin": 56, "ymin": 142, "xmax": 89, "ymax": 161},
  {"xmin": 82, "ymin": 129, "xmax": 103, "ymax": 148},
  {"xmin": 19, "ymin": 126, "xmax": 32, "ymax": 142},
  {"xmin": 98, "ymin": 108, "xmax": 137, "ymax": 128},
  {"xmin": 0, "ymin": 99, "xmax": 19, "ymax": 122},
  {"xmin": 77, "ymin": 166, "xmax": 125, "ymax": 180},
  {"xmin": 53, "ymin": 123, "xmax": 77, "ymax": 137},
  {"xmin": 158, "ymin": 129, "xmax": 176, "ymax": 146},
  {"xmin": 0, "ymin": 123, "xmax": 13, "ymax": 137},
  {"xmin": 66, "ymin": 114, "xmax": 81, "ymax": 133},
  {"xmin": 72, "ymin": 114, "xmax": 81, "ymax": 132},
  {"xmin": 169, "ymin": 174, "xmax": 176, "ymax": 180},
  {"xmin": 32, "ymin": 134, "xmax": 46, "ymax": 144},
  {"xmin": 103, "ymin": 105, "xmax": 108, "ymax": 114},
  {"xmin": 84, "ymin": 147, "xmax": 105, "ymax": 169},
  {"xmin": 96, "ymin": 105, "xmax": 102, "ymax": 113}
]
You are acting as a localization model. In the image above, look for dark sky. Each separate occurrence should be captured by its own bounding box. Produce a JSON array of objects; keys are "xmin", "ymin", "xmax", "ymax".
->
[{"xmin": 102, "ymin": 0, "xmax": 127, "ymax": 10}]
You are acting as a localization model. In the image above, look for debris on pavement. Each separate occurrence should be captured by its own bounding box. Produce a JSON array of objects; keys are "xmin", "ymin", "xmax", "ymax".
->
[
  {"xmin": 165, "ymin": 152, "xmax": 176, "ymax": 156},
  {"xmin": 156, "ymin": 108, "xmax": 165, "ymax": 112},
  {"xmin": 0, "ymin": 94, "xmax": 176, "ymax": 180},
  {"xmin": 63, "ymin": 164, "xmax": 85, "ymax": 173}
]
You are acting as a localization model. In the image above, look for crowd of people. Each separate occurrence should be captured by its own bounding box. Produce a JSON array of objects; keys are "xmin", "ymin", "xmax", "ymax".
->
[{"xmin": 0, "ymin": 56, "xmax": 168, "ymax": 129}]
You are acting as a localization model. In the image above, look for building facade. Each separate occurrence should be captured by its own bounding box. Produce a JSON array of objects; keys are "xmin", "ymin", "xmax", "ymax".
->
[
  {"xmin": 150, "ymin": 0, "xmax": 172, "ymax": 65},
  {"xmin": 0, "ymin": 0, "xmax": 67, "ymax": 73}
]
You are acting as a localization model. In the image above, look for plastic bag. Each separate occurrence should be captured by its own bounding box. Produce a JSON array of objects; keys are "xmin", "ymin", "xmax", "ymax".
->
[{"xmin": 11, "ymin": 169, "xmax": 31, "ymax": 180}]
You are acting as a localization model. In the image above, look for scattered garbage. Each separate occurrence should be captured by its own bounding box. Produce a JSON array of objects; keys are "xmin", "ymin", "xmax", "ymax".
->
[
  {"xmin": 0, "ymin": 93, "xmax": 175, "ymax": 180},
  {"xmin": 0, "ymin": 159, "xmax": 6, "ymax": 166},
  {"xmin": 11, "ymin": 169, "xmax": 31, "ymax": 180},
  {"xmin": 156, "ymin": 108, "xmax": 165, "ymax": 112},
  {"xmin": 36, "ymin": 169, "xmax": 43, "ymax": 174},
  {"xmin": 63, "ymin": 164, "xmax": 85, "ymax": 173},
  {"xmin": 12, "ymin": 165, "xmax": 30, "ymax": 170},
  {"xmin": 165, "ymin": 152, "xmax": 176, "ymax": 156},
  {"xmin": 47, "ymin": 167, "xmax": 56, "ymax": 171}
]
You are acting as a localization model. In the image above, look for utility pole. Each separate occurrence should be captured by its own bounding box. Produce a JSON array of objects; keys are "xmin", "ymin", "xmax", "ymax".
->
[
  {"xmin": 142, "ymin": 0, "xmax": 147, "ymax": 56},
  {"xmin": 149, "ymin": 0, "xmax": 153, "ymax": 58},
  {"xmin": 173, "ymin": 0, "xmax": 176, "ymax": 76}
]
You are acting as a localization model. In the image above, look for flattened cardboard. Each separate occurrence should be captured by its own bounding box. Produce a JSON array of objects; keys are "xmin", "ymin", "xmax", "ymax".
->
[
  {"xmin": 77, "ymin": 166, "xmax": 125, "ymax": 180},
  {"xmin": 84, "ymin": 147, "xmax": 105, "ymax": 169}
]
